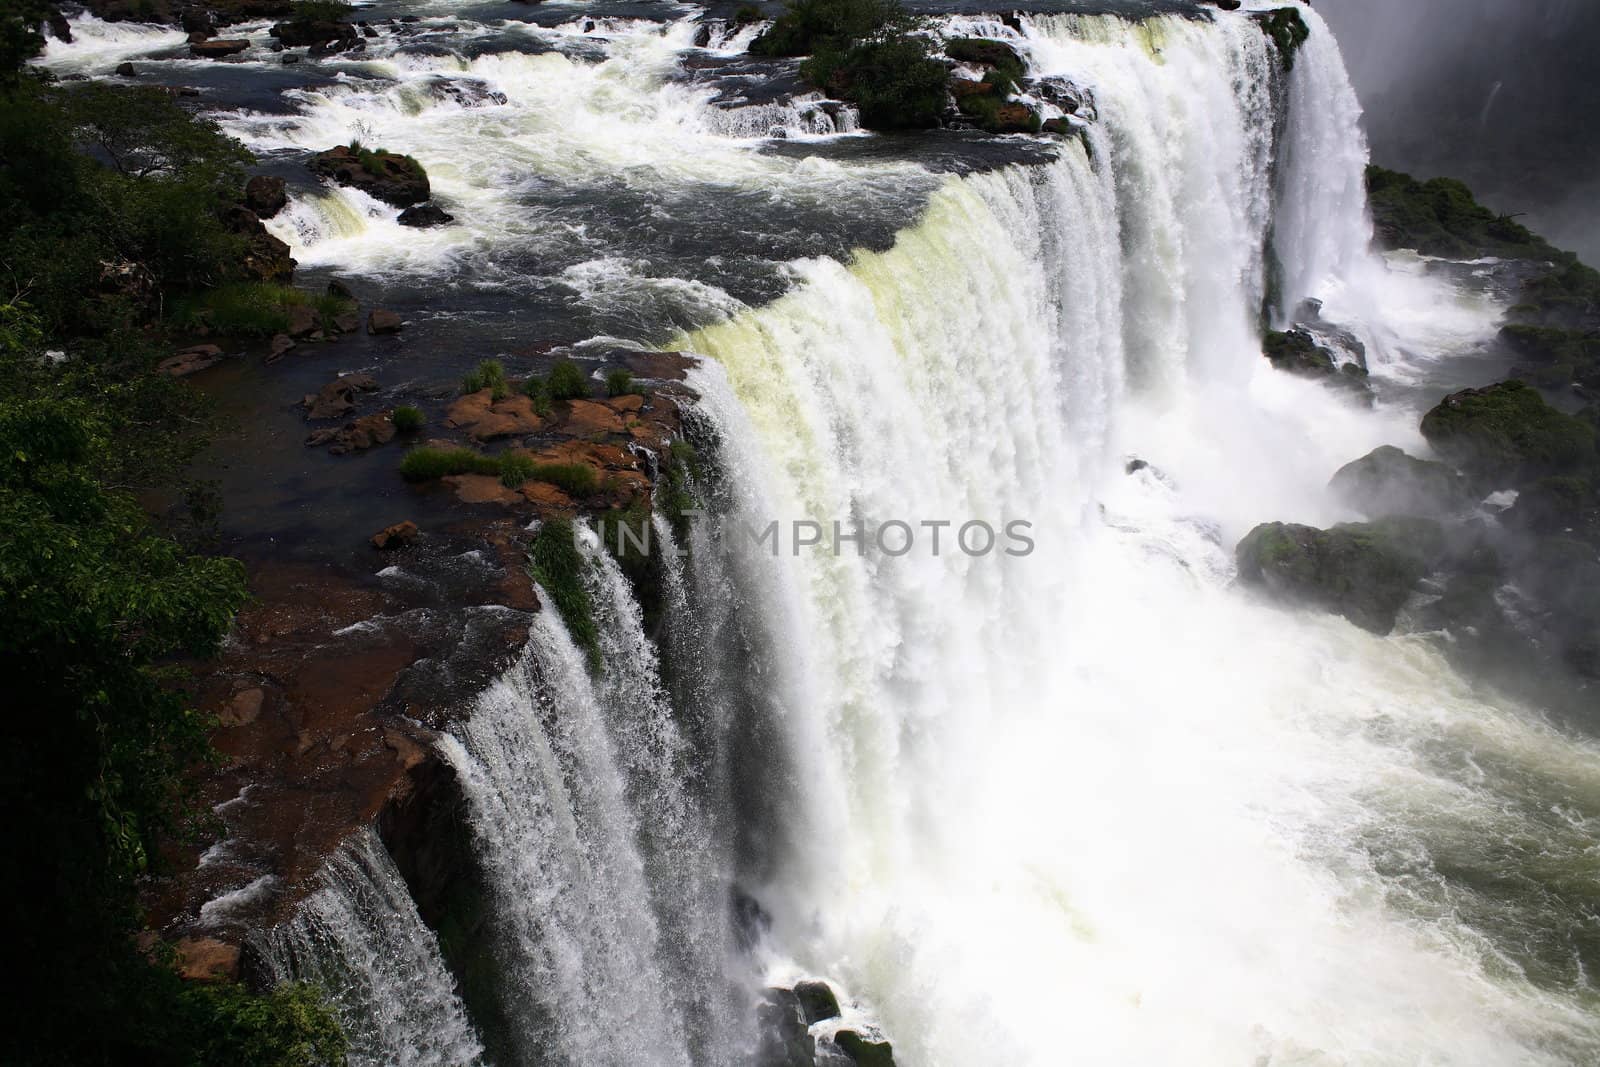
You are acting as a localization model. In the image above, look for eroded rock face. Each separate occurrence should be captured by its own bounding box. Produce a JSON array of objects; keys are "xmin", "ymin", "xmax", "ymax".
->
[
  {"xmin": 1330, "ymin": 446, "xmax": 1471, "ymax": 518},
  {"xmin": 309, "ymin": 145, "xmax": 430, "ymax": 208},
  {"xmin": 1236, "ymin": 518, "xmax": 1446, "ymax": 635},
  {"xmin": 244, "ymin": 175, "xmax": 287, "ymax": 219}
]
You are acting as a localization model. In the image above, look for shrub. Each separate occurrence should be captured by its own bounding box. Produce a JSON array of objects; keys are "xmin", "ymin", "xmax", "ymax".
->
[
  {"xmin": 399, "ymin": 445, "xmax": 499, "ymax": 481},
  {"xmin": 750, "ymin": 0, "xmax": 910, "ymax": 57},
  {"xmin": 528, "ymin": 518, "xmax": 601, "ymax": 671},
  {"xmin": 732, "ymin": 4, "xmax": 763, "ymax": 27},
  {"xmin": 522, "ymin": 374, "xmax": 553, "ymax": 416},
  {"xmin": 461, "ymin": 358, "xmax": 509, "ymax": 401},
  {"xmin": 803, "ymin": 35, "xmax": 949, "ymax": 130},
  {"xmin": 532, "ymin": 461, "xmax": 599, "ymax": 497},
  {"xmin": 547, "ymin": 359, "xmax": 590, "ymax": 401},
  {"xmin": 392, "ymin": 405, "xmax": 424, "ymax": 433},
  {"xmin": 605, "ymin": 369, "xmax": 638, "ymax": 397},
  {"xmin": 169, "ymin": 282, "xmax": 302, "ymax": 337},
  {"xmin": 498, "ymin": 451, "xmax": 537, "ymax": 488}
]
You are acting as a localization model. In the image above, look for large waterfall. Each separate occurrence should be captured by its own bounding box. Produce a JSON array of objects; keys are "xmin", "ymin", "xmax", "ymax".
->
[{"xmin": 51, "ymin": 2, "xmax": 1600, "ymax": 1063}]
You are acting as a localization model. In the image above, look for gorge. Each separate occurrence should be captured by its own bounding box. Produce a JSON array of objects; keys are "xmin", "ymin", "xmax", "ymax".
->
[{"xmin": 16, "ymin": 0, "xmax": 1600, "ymax": 1064}]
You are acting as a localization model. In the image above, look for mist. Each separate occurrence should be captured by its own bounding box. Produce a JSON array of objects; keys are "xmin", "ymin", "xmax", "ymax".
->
[{"xmin": 1319, "ymin": 0, "xmax": 1600, "ymax": 263}]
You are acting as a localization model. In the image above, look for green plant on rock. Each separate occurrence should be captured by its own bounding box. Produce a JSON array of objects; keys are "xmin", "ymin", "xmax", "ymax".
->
[
  {"xmin": 606, "ymin": 369, "xmax": 641, "ymax": 397},
  {"xmin": 529, "ymin": 517, "xmax": 602, "ymax": 671},
  {"xmin": 749, "ymin": 0, "xmax": 910, "ymax": 57},
  {"xmin": 462, "ymin": 358, "xmax": 510, "ymax": 401},
  {"xmin": 399, "ymin": 445, "xmax": 501, "ymax": 481},
  {"xmin": 1252, "ymin": 7, "xmax": 1310, "ymax": 71},
  {"xmin": 803, "ymin": 35, "xmax": 949, "ymax": 130},
  {"xmin": 1420, "ymin": 380, "xmax": 1597, "ymax": 485},
  {"xmin": 498, "ymin": 450, "xmax": 537, "ymax": 488},
  {"xmin": 392, "ymin": 404, "xmax": 424, "ymax": 433},
  {"xmin": 547, "ymin": 358, "xmax": 590, "ymax": 401}
]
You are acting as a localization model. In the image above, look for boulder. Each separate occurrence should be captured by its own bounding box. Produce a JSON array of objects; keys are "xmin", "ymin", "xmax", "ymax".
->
[
  {"xmin": 1236, "ymin": 518, "xmax": 1447, "ymax": 635},
  {"xmin": 1420, "ymin": 381, "xmax": 1597, "ymax": 486},
  {"xmin": 303, "ymin": 373, "xmax": 377, "ymax": 420},
  {"xmin": 217, "ymin": 687, "xmax": 264, "ymax": 727},
  {"xmin": 445, "ymin": 390, "xmax": 544, "ymax": 440},
  {"xmin": 1263, "ymin": 328, "xmax": 1371, "ymax": 397},
  {"xmin": 157, "ymin": 344, "xmax": 224, "ymax": 377},
  {"xmin": 308, "ymin": 144, "xmax": 430, "ymax": 208},
  {"xmin": 270, "ymin": 18, "xmax": 357, "ymax": 48},
  {"xmin": 944, "ymin": 38, "xmax": 1025, "ymax": 72},
  {"xmin": 116, "ymin": 61, "xmax": 137, "ymax": 76},
  {"xmin": 794, "ymin": 980, "xmax": 841, "ymax": 1025},
  {"xmin": 267, "ymin": 333, "xmax": 295, "ymax": 361},
  {"xmin": 191, "ymin": 38, "xmax": 250, "ymax": 58},
  {"xmin": 173, "ymin": 936, "xmax": 240, "ymax": 982},
  {"xmin": 755, "ymin": 988, "xmax": 815, "ymax": 1067},
  {"xmin": 1329, "ymin": 446, "xmax": 1471, "ymax": 518},
  {"xmin": 285, "ymin": 302, "xmax": 318, "ymax": 339},
  {"xmin": 221, "ymin": 204, "xmax": 296, "ymax": 282},
  {"xmin": 327, "ymin": 278, "xmax": 356, "ymax": 301},
  {"xmin": 371, "ymin": 520, "xmax": 419, "ymax": 550},
  {"xmin": 834, "ymin": 1030, "xmax": 895, "ymax": 1067},
  {"xmin": 180, "ymin": 7, "xmax": 215, "ymax": 35},
  {"xmin": 326, "ymin": 413, "xmax": 397, "ymax": 455},
  {"xmin": 397, "ymin": 202, "xmax": 455, "ymax": 227},
  {"xmin": 244, "ymin": 175, "xmax": 288, "ymax": 219},
  {"xmin": 367, "ymin": 308, "xmax": 403, "ymax": 334}
]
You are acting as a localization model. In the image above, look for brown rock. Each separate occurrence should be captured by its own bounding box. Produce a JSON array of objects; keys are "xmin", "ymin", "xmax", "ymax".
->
[
  {"xmin": 308, "ymin": 145, "xmax": 430, "ymax": 208},
  {"xmin": 332, "ymin": 310, "xmax": 360, "ymax": 334},
  {"xmin": 445, "ymin": 390, "xmax": 543, "ymax": 440},
  {"xmin": 244, "ymin": 175, "xmax": 287, "ymax": 219},
  {"xmin": 218, "ymin": 687, "xmax": 265, "ymax": 727},
  {"xmin": 370, "ymin": 520, "xmax": 418, "ymax": 550},
  {"xmin": 158, "ymin": 344, "xmax": 224, "ymax": 377},
  {"xmin": 174, "ymin": 936, "xmax": 240, "ymax": 981},
  {"xmin": 285, "ymin": 303, "xmax": 318, "ymax": 338},
  {"xmin": 606, "ymin": 393, "xmax": 645, "ymax": 415},
  {"xmin": 444, "ymin": 474, "xmax": 523, "ymax": 506},
  {"xmin": 561, "ymin": 398, "xmax": 626, "ymax": 436},
  {"xmin": 327, "ymin": 413, "xmax": 397, "ymax": 454},
  {"xmin": 191, "ymin": 38, "xmax": 250, "ymax": 58},
  {"xmin": 267, "ymin": 333, "xmax": 295, "ymax": 361},
  {"xmin": 303, "ymin": 374, "xmax": 375, "ymax": 420},
  {"xmin": 367, "ymin": 308, "xmax": 402, "ymax": 334},
  {"xmin": 950, "ymin": 77, "xmax": 995, "ymax": 99}
]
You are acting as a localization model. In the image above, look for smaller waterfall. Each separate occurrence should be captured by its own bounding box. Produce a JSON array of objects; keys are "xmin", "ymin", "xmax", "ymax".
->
[{"xmin": 263, "ymin": 828, "xmax": 484, "ymax": 1067}]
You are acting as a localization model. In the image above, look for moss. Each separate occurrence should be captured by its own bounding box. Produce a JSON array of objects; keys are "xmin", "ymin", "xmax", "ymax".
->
[
  {"xmin": 1366, "ymin": 165, "xmax": 1557, "ymax": 260},
  {"xmin": 529, "ymin": 517, "xmax": 601, "ymax": 671},
  {"xmin": 1251, "ymin": 8, "xmax": 1310, "ymax": 71},
  {"xmin": 1420, "ymin": 380, "xmax": 1596, "ymax": 485},
  {"xmin": 945, "ymin": 38, "xmax": 1024, "ymax": 90}
]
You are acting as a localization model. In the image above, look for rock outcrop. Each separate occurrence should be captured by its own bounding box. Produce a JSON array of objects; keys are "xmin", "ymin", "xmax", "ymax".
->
[
  {"xmin": 1329, "ymin": 445, "xmax": 1471, "ymax": 518},
  {"xmin": 1420, "ymin": 381, "xmax": 1596, "ymax": 486},
  {"xmin": 308, "ymin": 145, "xmax": 430, "ymax": 208}
]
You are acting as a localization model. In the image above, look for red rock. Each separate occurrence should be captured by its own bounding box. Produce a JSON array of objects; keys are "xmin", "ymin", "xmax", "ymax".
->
[
  {"xmin": 370, "ymin": 520, "xmax": 418, "ymax": 550},
  {"xmin": 174, "ymin": 936, "xmax": 240, "ymax": 981},
  {"xmin": 368, "ymin": 308, "xmax": 402, "ymax": 334},
  {"xmin": 218, "ymin": 687, "xmax": 265, "ymax": 727},
  {"xmin": 444, "ymin": 474, "xmax": 523, "ymax": 506},
  {"xmin": 561, "ymin": 398, "xmax": 626, "ymax": 436},
  {"xmin": 191, "ymin": 38, "xmax": 250, "ymax": 58},
  {"xmin": 285, "ymin": 303, "xmax": 318, "ymax": 338},
  {"xmin": 445, "ymin": 390, "xmax": 543, "ymax": 440}
]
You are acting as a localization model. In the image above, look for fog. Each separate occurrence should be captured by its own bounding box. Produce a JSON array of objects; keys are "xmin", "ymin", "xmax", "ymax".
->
[{"xmin": 1319, "ymin": 0, "xmax": 1600, "ymax": 263}]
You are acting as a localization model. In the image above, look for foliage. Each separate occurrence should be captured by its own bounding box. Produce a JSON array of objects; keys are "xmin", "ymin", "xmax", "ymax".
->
[
  {"xmin": 1, "ymin": 0, "xmax": 53, "ymax": 82},
  {"xmin": 1366, "ymin": 165, "xmax": 1556, "ymax": 261},
  {"xmin": 461, "ymin": 358, "xmax": 509, "ymax": 401},
  {"xmin": 749, "ymin": 0, "xmax": 909, "ymax": 57},
  {"xmin": 346, "ymin": 139, "xmax": 425, "ymax": 183},
  {"xmin": 803, "ymin": 35, "xmax": 947, "ymax": 130},
  {"xmin": 530, "ymin": 461, "xmax": 599, "ymax": 497},
  {"xmin": 521, "ymin": 373, "xmax": 553, "ymax": 415},
  {"xmin": 399, "ymin": 444, "xmax": 501, "ymax": 481},
  {"xmin": 605, "ymin": 369, "xmax": 636, "ymax": 397},
  {"xmin": 547, "ymin": 358, "xmax": 590, "ymax": 401},
  {"xmin": 1251, "ymin": 7, "xmax": 1310, "ymax": 71},
  {"xmin": 528, "ymin": 517, "xmax": 601, "ymax": 671},
  {"xmin": 497, "ymin": 450, "xmax": 537, "ymax": 488},
  {"xmin": 392, "ymin": 404, "xmax": 424, "ymax": 433}
]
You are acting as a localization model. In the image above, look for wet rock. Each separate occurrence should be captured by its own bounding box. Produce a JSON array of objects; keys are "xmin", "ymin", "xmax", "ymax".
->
[
  {"xmin": 331, "ymin": 309, "xmax": 360, "ymax": 335},
  {"xmin": 303, "ymin": 373, "xmax": 377, "ymax": 420},
  {"xmin": 285, "ymin": 303, "xmax": 318, "ymax": 339},
  {"xmin": 44, "ymin": 4, "xmax": 71, "ymax": 40},
  {"xmin": 397, "ymin": 202, "xmax": 455, "ymax": 227},
  {"xmin": 158, "ymin": 344, "xmax": 223, "ymax": 377},
  {"xmin": 834, "ymin": 1030, "xmax": 895, "ymax": 1067},
  {"xmin": 244, "ymin": 175, "xmax": 287, "ymax": 219},
  {"xmin": 180, "ymin": 8, "xmax": 215, "ymax": 35},
  {"xmin": 191, "ymin": 38, "xmax": 250, "ymax": 58},
  {"xmin": 267, "ymin": 333, "xmax": 295, "ymax": 361},
  {"xmin": 327, "ymin": 413, "xmax": 397, "ymax": 455},
  {"xmin": 282, "ymin": 53, "xmax": 299, "ymax": 64},
  {"xmin": 309, "ymin": 144, "xmax": 430, "ymax": 208},
  {"xmin": 1420, "ymin": 380, "xmax": 1597, "ymax": 487},
  {"xmin": 116, "ymin": 61, "xmax": 137, "ymax": 76},
  {"xmin": 221, "ymin": 204, "xmax": 295, "ymax": 283},
  {"xmin": 327, "ymin": 278, "xmax": 356, "ymax": 301},
  {"xmin": 1263, "ymin": 328, "xmax": 1371, "ymax": 397},
  {"xmin": 1236, "ymin": 518, "xmax": 1447, "ymax": 635},
  {"xmin": 445, "ymin": 390, "xmax": 544, "ymax": 440},
  {"xmin": 944, "ymin": 38, "xmax": 1024, "ymax": 71},
  {"xmin": 218, "ymin": 687, "xmax": 264, "ymax": 727},
  {"xmin": 755, "ymin": 988, "xmax": 815, "ymax": 1067},
  {"xmin": 1202, "ymin": 0, "xmax": 1241, "ymax": 9},
  {"xmin": 271, "ymin": 17, "xmax": 356, "ymax": 48},
  {"xmin": 794, "ymin": 980, "xmax": 841, "ymax": 1025},
  {"xmin": 1329, "ymin": 446, "xmax": 1472, "ymax": 518},
  {"xmin": 367, "ymin": 308, "xmax": 403, "ymax": 334},
  {"xmin": 371, "ymin": 520, "xmax": 419, "ymax": 550},
  {"xmin": 174, "ymin": 936, "xmax": 240, "ymax": 982}
]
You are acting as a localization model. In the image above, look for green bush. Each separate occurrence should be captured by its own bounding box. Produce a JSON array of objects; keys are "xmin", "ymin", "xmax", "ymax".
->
[
  {"xmin": 750, "ymin": 0, "xmax": 909, "ymax": 56},
  {"xmin": 533, "ymin": 461, "xmax": 599, "ymax": 497},
  {"xmin": 803, "ymin": 35, "xmax": 949, "ymax": 130},
  {"xmin": 461, "ymin": 358, "xmax": 510, "ymax": 401},
  {"xmin": 605, "ymin": 369, "xmax": 639, "ymax": 397},
  {"xmin": 392, "ymin": 404, "xmax": 424, "ymax": 433},
  {"xmin": 529, "ymin": 517, "xmax": 601, "ymax": 671},
  {"xmin": 548, "ymin": 359, "xmax": 590, "ymax": 401},
  {"xmin": 498, "ymin": 451, "xmax": 537, "ymax": 488},
  {"xmin": 168, "ymin": 282, "xmax": 298, "ymax": 336},
  {"xmin": 399, "ymin": 445, "xmax": 500, "ymax": 481}
]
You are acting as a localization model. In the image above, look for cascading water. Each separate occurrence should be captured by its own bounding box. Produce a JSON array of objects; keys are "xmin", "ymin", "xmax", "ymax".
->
[
  {"xmin": 44, "ymin": 4, "xmax": 1600, "ymax": 1063},
  {"xmin": 262, "ymin": 829, "xmax": 484, "ymax": 1067}
]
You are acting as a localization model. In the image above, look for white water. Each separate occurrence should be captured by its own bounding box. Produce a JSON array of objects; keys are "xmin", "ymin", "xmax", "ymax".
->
[{"xmin": 262, "ymin": 828, "xmax": 484, "ymax": 1067}]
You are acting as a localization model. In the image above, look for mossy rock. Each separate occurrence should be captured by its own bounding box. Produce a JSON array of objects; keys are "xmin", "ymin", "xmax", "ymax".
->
[
  {"xmin": 1366, "ymin": 166, "xmax": 1557, "ymax": 260},
  {"xmin": 1236, "ymin": 518, "xmax": 1446, "ymax": 635},
  {"xmin": 308, "ymin": 143, "xmax": 430, "ymax": 207},
  {"xmin": 834, "ymin": 1029, "xmax": 895, "ymax": 1067},
  {"xmin": 793, "ymin": 980, "xmax": 841, "ymax": 1025},
  {"xmin": 1419, "ymin": 380, "xmax": 1596, "ymax": 486},
  {"xmin": 754, "ymin": 988, "xmax": 815, "ymax": 1067},
  {"xmin": 1263, "ymin": 329, "xmax": 1371, "ymax": 396},
  {"xmin": 1251, "ymin": 8, "xmax": 1309, "ymax": 70},
  {"xmin": 1329, "ymin": 445, "xmax": 1471, "ymax": 518}
]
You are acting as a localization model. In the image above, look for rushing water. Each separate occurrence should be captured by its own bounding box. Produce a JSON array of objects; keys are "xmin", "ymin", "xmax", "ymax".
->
[{"xmin": 41, "ymin": 2, "xmax": 1600, "ymax": 1063}]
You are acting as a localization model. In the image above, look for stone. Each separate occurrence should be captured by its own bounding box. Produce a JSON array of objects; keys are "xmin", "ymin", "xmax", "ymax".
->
[
  {"xmin": 218, "ymin": 687, "xmax": 264, "ymax": 727},
  {"xmin": 368, "ymin": 308, "xmax": 403, "ymax": 334},
  {"xmin": 303, "ymin": 374, "xmax": 375, "ymax": 420},
  {"xmin": 397, "ymin": 202, "xmax": 455, "ymax": 227},
  {"xmin": 1420, "ymin": 380, "xmax": 1597, "ymax": 486},
  {"xmin": 327, "ymin": 278, "xmax": 356, "ymax": 301},
  {"xmin": 755, "ymin": 988, "xmax": 815, "ymax": 1067},
  {"xmin": 794, "ymin": 980, "xmax": 841, "ymax": 1024},
  {"xmin": 332, "ymin": 310, "xmax": 360, "ymax": 334},
  {"xmin": 561, "ymin": 398, "xmax": 626, "ymax": 436},
  {"xmin": 158, "ymin": 344, "xmax": 223, "ymax": 377},
  {"xmin": 116, "ymin": 61, "xmax": 137, "ymax": 76},
  {"xmin": 834, "ymin": 1030, "xmax": 895, "ymax": 1067},
  {"xmin": 271, "ymin": 17, "xmax": 356, "ymax": 48},
  {"xmin": 1329, "ymin": 446, "xmax": 1471, "ymax": 518},
  {"xmin": 446, "ymin": 390, "xmax": 544, "ymax": 440},
  {"xmin": 173, "ymin": 936, "xmax": 240, "ymax": 982},
  {"xmin": 371, "ymin": 520, "xmax": 419, "ymax": 550},
  {"xmin": 244, "ymin": 174, "xmax": 288, "ymax": 219},
  {"xmin": 326, "ymin": 413, "xmax": 397, "ymax": 455},
  {"xmin": 191, "ymin": 38, "xmax": 250, "ymax": 58},
  {"xmin": 285, "ymin": 303, "xmax": 318, "ymax": 338},
  {"xmin": 308, "ymin": 144, "xmax": 430, "ymax": 208},
  {"xmin": 267, "ymin": 333, "xmax": 295, "ymax": 361}
]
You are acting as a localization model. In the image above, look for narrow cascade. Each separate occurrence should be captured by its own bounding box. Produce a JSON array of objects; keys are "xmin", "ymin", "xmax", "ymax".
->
[
  {"xmin": 438, "ymin": 528, "xmax": 742, "ymax": 1067},
  {"xmin": 262, "ymin": 829, "xmax": 484, "ymax": 1067}
]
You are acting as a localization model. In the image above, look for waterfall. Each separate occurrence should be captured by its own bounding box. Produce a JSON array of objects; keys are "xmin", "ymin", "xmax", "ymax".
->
[
  {"xmin": 438, "ymin": 525, "xmax": 743, "ymax": 1066},
  {"xmin": 262, "ymin": 828, "xmax": 484, "ymax": 1067}
]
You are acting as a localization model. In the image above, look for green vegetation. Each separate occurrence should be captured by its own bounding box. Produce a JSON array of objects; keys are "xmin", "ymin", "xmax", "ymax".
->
[
  {"xmin": 521, "ymin": 374, "xmax": 554, "ymax": 415},
  {"xmin": 754, "ymin": 0, "xmax": 949, "ymax": 131},
  {"xmin": 287, "ymin": 0, "xmax": 353, "ymax": 23},
  {"xmin": 401, "ymin": 445, "xmax": 599, "ymax": 497},
  {"xmin": 347, "ymin": 139, "xmax": 425, "ymax": 184},
  {"xmin": 2, "ymin": 38, "xmax": 345, "ymax": 1061},
  {"xmin": 1420, "ymin": 381, "xmax": 1596, "ymax": 486},
  {"xmin": 1366, "ymin": 166, "xmax": 1556, "ymax": 261},
  {"xmin": 392, "ymin": 404, "xmax": 425, "ymax": 433},
  {"xmin": 461, "ymin": 358, "xmax": 510, "ymax": 401},
  {"xmin": 1251, "ymin": 7, "xmax": 1310, "ymax": 71},
  {"xmin": 529, "ymin": 517, "xmax": 602, "ymax": 671},
  {"xmin": 547, "ymin": 358, "xmax": 590, "ymax": 401},
  {"xmin": 605, "ymin": 369, "xmax": 637, "ymax": 397},
  {"xmin": 732, "ymin": 4, "xmax": 763, "ymax": 27},
  {"xmin": 169, "ymin": 281, "xmax": 350, "ymax": 337}
]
